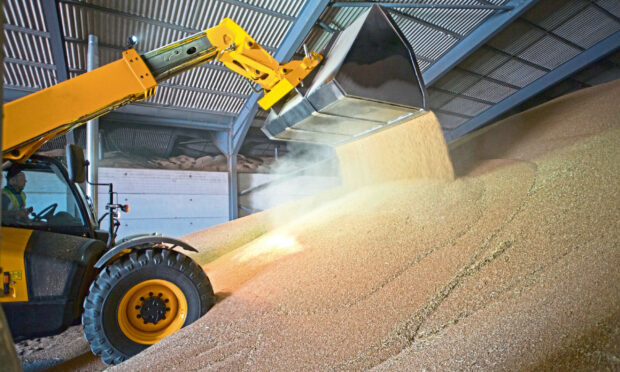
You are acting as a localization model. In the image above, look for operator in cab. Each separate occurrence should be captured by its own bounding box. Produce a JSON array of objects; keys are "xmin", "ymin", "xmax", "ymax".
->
[{"xmin": 2, "ymin": 165, "xmax": 33, "ymax": 224}]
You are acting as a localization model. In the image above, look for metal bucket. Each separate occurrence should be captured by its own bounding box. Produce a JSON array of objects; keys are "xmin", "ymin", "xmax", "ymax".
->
[{"xmin": 262, "ymin": 5, "xmax": 427, "ymax": 146}]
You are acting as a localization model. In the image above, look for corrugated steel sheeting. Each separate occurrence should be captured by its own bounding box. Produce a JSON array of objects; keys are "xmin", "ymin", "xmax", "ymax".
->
[
  {"xmin": 3, "ymin": 0, "xmax": 303, "ymax": 116},
  {"xmin": 4, "ymin": 0, "xmax": 47, "ymax": 31},
  {"xmin": 429, "ymin": 0, "xmax": 620, "ymax": 129},
  {"xmin": 3, "ymin": 0, "xmax": 619, "ymax": 136}
]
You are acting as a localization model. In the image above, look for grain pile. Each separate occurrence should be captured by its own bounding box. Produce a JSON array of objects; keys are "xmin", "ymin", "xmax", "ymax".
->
[{"xmin": 110, "ymin": 79, "xmax": 618, "ymax": 371}]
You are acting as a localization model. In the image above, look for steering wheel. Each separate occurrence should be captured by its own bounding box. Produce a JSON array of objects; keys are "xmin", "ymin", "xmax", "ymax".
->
[{"xmin": 32, "ymin": 203, "xmax": 58, "ymax": 221}]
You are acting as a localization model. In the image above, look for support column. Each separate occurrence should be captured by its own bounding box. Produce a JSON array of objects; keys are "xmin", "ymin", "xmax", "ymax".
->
[
  {"xmin": 226, "ymin": 130, "xmax": 239, "ymax": 220},
  {"xmin": 86, "ymin": 35, "xmax": 99, "ymax": 212}
]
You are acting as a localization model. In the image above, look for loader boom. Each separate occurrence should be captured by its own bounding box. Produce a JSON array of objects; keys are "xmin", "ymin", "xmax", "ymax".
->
[{"xmin": 2, "ymin": 18, "xmax": 322, "ymax": 162}]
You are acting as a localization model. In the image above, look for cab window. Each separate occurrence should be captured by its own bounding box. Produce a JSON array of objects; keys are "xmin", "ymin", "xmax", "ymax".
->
[{"xmin": 2, "ymin": 162, "xmax": 86, "ymax": 228}]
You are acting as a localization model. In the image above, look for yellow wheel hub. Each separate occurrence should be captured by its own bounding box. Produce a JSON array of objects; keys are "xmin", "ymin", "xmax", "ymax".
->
[{"xmin": 117, "ymin": 279, "xmax": 188, "ymax": 345}]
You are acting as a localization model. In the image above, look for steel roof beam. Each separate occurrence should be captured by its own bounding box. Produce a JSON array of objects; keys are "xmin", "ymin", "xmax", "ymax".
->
[
  {"xmin": 60, "ymin": 0, "xmax": 278, "ymax": 53},
  {"xmin": 445, "ymin": 30, "xmax": 620, "ymax": 142},
  {"xmin": 3, "ymin": 87, "xmax": 38, "ymax": 102},
  {"xmin": 422, "ymin": 0, "xmax": 540, "ymax": 87},
  {"xmin": 454, "ymin": 66, "xmax": 522, "ymax": 90},
  {"xmin": 331, "ymin": 3, "xmax": 514, "ymax": 10},
  {"xmin": 4, "ymin": 24, "xmax": 50, "ymax": 38},
  {"xmin": 4, "ymin": 58, "xmax": 57, "ymax": 70},
  {"xmin": 484, "ymin": 44, "xmax": 551, "ymax": 72},
  {"xmin": 388, "ymin": 8, "xmax": 464, "ymax": 39},
  {"xmin": 42, "ymin": 0, "xmax": 74, "ymax": 144},
  {"xmin": 41, "ymin": 0, "xmax": 69, "ymax": 82},
  {"xmin": 218, "ymin": 0, "xmax": 295, "ymax": 21}
]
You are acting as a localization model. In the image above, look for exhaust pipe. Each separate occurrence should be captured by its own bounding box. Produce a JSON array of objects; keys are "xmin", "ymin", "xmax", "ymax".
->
[{"xmin": 262, "ymin": 5, "xmax": 427, "ymax": 146}]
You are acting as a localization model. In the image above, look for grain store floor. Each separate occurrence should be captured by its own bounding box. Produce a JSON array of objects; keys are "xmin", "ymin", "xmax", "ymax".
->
[{"xmin": 16, "ymin": 79, "xmax": 620, "ymax": 371}]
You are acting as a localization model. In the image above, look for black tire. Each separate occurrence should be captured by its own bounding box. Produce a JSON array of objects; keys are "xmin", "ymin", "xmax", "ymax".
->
[{"xmin": 82, "ymin": 248, "xmax": 215, "ymax": 365}]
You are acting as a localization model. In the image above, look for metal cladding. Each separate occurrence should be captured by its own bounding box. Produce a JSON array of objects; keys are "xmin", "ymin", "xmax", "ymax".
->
[{"xmin": 262, "ymin": 5, "xmax": 427, "ymax": 146}]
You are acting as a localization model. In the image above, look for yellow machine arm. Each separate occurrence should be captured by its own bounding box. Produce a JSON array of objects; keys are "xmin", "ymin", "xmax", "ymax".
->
[{"xmin": 2, "ymin": 18, "xmax": 322, "ymax": 162}]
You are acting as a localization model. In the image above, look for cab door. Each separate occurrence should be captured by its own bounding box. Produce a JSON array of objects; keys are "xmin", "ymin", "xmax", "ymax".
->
[{"xmin": 1, "ymin": 158, "xmax": 104, "ymax": 340}]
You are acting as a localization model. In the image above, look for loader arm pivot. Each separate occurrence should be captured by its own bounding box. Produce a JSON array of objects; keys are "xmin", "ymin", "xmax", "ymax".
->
[{"xmin": 2, "ymin": 18, "xmax": 322, "ymax": 162}]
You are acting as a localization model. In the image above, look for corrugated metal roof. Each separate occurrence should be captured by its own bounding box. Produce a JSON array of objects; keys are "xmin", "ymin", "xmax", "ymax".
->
[
  {"xmin": 4, "ymin": 0, "xmax": 47, "ymax": 31},
  {"xmin": 429, "ymin": 0, "xmax": 620, "ymax": 130},
  {"xmin": 3, "ymin": 0, "xmax": 619, "ymax": 141}
]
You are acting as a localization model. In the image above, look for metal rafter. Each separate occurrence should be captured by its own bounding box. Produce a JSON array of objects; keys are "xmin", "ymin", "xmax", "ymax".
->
[
  {"xmin": 331, "ymin": 2, "xmax": 514, "ymax": 10},
  {"xmin": 218, "ymin": 0, "xmax": 295, "ymax": 21},
  {"xmin": 446, "ymin": 30, "xmax": 620, "ymax": 142},
  {"xmin": 59, "ymin": 0, "xmax": 278, "ymax": 53},
  {"xmin": 4, "ymin": 58, "xmax": 56, "ymax": 70},
  {"xmin": 59, "ymin": 0, "xmax": 196, "ymax": 34},
  {"xmin": 4, "ymin": 24, "xmax": 50, "ymax": 38},
  {"xmin": 422, "ymin": 0, "xmax": 540, "ymax": 86},
  {"xmin": 41, "ymin": 0, "xmax": 69, "ymax": 82},
  {"xmin": 62, "ymin": 64, "xmax": 251, "ymax": 100},
  {"xmin": 442, "ymin": 1, "xmax": 597, "ymax": 118},
  {"xmin": 41, "ymin": 0, "xmax": 73, "ymax": 144},
  {"xmin": 102, "ymin": 112, "xmax": 229, "ymax": 132},
  {"xmin": 484, "ymin": 44, "xmax": 551, "ymax": 72},
  {"xmin": 429, "ymin": 86, "xmax": 497, "ymax": 106},
  {"xmin": 118, "ymin": 102, "xmax": 237, "ymax": 121}
]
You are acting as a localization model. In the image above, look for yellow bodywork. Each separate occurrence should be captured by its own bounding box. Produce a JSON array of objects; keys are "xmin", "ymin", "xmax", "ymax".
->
[
  {"xmin": 0, "ymin": 227, "xmax": 32, "ymax": 302},
  {"xmin": 3, "ymin": 49, "xmax": 157, "ymax": 162}
]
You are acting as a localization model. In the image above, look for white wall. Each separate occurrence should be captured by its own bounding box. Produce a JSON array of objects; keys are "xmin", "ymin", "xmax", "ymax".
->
[
  {"xmin": 96, "ymin": 168, "xmax": 340, "ymax": 239},
  {"xmin": 97, "ymin": 168, "xmax": 228, "ymax": 239}
]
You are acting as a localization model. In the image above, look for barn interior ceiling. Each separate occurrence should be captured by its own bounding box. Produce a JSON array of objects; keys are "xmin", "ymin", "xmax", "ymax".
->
[{"xmin": 3, "ymin": 0, "xmax": 619, "ymax": 159}]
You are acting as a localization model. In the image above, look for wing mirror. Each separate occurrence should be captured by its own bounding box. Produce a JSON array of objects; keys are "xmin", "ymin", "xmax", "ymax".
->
[{"xmin": 66, "ymin": 144, "xmax": 89, "ymax": 183}]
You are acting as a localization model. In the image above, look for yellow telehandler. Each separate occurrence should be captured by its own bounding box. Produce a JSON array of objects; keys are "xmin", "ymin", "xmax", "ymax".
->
[{"xmin": 0, "ymin": 17, "xmax": 321, "ymax": 365}]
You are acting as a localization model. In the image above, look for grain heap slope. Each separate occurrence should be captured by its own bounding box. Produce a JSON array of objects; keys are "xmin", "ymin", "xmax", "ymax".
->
[{"xmin": 116, "ymin": 79, "xmax": 620, "ymax": 371}]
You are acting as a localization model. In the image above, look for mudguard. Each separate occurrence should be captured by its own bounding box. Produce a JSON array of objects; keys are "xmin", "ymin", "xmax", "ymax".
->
[{"xmin": 94, "ymin": 236, "xmax": 198, "ymax": 269}]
